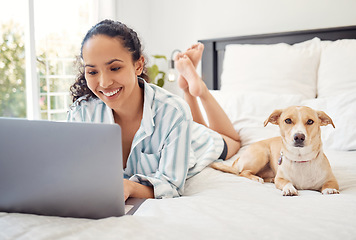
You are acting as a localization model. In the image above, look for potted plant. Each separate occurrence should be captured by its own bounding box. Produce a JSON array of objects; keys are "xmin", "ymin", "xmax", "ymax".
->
[{"xmin": 147, "ymin": 55, "xmax": 167, "ymax": 87}]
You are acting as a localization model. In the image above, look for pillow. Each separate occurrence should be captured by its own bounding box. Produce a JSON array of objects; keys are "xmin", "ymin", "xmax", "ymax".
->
[
  {"xmin": 199, "ymin": 91, "xmax": 356, "ymax": 151},
  {"xmin": 317, "ymin": 39, "xmax": 356, "ymax": 98},
  {"xmin": 302, "ymin": 93, "xmax": 356, "ymax": 151},
  {"xmin": 220, "ymin": 38, "xmax": 321, "ymax": 99},
  {"xmin": 199, "ymin": 91, "xmax": 306, "ymax": 147}
]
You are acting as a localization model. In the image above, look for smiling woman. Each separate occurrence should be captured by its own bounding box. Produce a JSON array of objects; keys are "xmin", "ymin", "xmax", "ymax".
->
[
  {"xmin": 70, "ymin": 22, "xmax": 149, "ymax": 105},
  {"xmin": 83, "ymin": 35, "xmax": 145, "ymax": 112},
  {"xmin": 67, "ymin": 19, "xmax": 240, "ymax": 201}
]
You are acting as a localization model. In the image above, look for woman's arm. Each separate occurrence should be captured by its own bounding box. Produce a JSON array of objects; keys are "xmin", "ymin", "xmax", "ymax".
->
[{"xmin": 123, "ymin": 179, "xmax": 154, "ymax": 201}]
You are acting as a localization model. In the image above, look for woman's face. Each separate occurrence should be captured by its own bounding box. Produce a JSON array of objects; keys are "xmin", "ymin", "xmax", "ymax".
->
[{"xmin": 82, "ymin": 34, "xmax": 144, "ymax": 111}]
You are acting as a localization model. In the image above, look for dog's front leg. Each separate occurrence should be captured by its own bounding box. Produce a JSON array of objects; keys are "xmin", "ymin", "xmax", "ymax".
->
[
  {"xmin": 275, "ymin": 177, "xmax": 298, "ymax": 196},
  {"xmin": 321, "ymin": 179, "xmax": 339, "ymax": 195}
]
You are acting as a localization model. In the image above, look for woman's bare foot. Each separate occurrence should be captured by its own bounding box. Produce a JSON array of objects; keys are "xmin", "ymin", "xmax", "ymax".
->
[
  {"xmin": 175, "ymin": 54, "xmax": 206, "ymax": 97},
  {"xmin": 185, "ymin": 43, "xmax": 204, "ymax": 68},
  {"xmin": 174, "ymin": 52, "xmax": 189, "ymax": 90},
  {"xmin": 175, "ymin": 43, "xmax": 205, "ymax": 91}
]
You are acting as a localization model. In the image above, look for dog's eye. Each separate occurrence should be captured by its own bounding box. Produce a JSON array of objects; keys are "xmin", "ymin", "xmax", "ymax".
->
[
  {"xmin": 285, "ymin": 118, "xmax": 292, "ymax": 124},
  {"xmin": 307, "ymin": 119, "xmax": 314, "ymax": 125}
]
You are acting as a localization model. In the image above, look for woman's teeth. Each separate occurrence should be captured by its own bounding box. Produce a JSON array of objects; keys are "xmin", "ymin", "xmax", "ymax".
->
[{"xmin": 102, "ymin": 89, "xmax": 120, "ymax": 97}]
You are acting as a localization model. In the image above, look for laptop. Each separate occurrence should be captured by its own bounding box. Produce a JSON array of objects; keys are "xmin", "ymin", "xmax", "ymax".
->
[{"xmin": 0, "ymin": 117, "xmax": 144, "ymax": 219}]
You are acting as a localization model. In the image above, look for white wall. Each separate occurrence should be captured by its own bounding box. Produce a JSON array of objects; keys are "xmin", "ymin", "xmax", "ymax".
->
[
  {"xmin": 114, "ymin": 0, "xmax": 356, "ymax": 94},
  {"xmin": 116, "ymin": 0, "xmax": 356, "ymax": 58}
]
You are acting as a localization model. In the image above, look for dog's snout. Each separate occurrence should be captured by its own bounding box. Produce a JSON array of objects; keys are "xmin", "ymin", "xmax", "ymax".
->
[{"xmin": 293, "ymin": 133, "xmax": 305, "ymax": 147}]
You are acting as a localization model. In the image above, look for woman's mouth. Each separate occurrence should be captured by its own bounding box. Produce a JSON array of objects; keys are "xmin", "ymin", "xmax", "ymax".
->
[{"xmin": 101, "ymin": 88, "xmax": 122, "ymax": 98}]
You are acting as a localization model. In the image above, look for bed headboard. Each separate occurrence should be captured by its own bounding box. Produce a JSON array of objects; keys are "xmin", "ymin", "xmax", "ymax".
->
[{"xmin": 199, "ymin": 25, "xmax": 356, "ymax": 90}]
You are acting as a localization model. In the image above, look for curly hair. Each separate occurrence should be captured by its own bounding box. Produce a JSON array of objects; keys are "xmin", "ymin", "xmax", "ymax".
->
[{"xmin": 70, "ymin": 19, "xmax": 150, "ymax": 104}]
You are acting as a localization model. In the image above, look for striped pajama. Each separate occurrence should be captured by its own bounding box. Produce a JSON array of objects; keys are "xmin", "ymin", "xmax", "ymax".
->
[{"xmin": 67, "ymin": 80, "xmax": 224, "ymax": 198}]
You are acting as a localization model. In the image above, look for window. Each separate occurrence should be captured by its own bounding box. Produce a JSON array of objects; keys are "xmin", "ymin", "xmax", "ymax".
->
[
  {"xmin": 0, "ymin": 0, "xmax": 26, "ymax": 118},
  {"xmin": 0, "ymin": 0, "xmax": 98, "ymax": 121},
  {"xmin": 34, "ymin": 0, "xmax": 97, "ymax": 121}
]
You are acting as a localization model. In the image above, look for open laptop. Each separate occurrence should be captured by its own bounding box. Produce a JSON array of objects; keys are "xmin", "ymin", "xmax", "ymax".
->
[{"xmin": 0, "ymin": 117, "xmax": 144, "ymax": 219}]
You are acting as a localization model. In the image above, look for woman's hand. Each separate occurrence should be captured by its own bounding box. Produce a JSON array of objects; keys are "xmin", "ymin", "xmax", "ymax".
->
[
  {"xmin": 123, "ymin": 179, "xmax": 133, "ymax": 201},
  {"xmin": 123, "ymin": 179, "xmax": 154, "ymax": 201}
]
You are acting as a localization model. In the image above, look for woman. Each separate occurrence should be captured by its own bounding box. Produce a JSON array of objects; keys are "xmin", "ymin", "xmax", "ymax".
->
[{"xmin": 68, "ymin": 19, "xmax": 240, "ymax": 200}]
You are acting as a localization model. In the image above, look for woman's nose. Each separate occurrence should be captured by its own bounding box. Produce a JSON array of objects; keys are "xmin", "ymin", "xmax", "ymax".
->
[{"xmin": 98, "ymin": 72, "xmax": 113, "ymax": 88}]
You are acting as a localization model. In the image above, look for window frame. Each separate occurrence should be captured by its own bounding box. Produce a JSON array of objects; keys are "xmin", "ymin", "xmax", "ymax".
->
[
  {"xmin": 24, "ymin": 0, "xmax": 115, "ymax": 120},
  {"xmin": 25, "ymin": 0, "xmax": 39, "ymax": 120}
]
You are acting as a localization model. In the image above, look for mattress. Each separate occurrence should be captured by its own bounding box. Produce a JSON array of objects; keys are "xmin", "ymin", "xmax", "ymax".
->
[{"xmin": 1, "ymin": 148, "xmax": 355, "ymax": 240}]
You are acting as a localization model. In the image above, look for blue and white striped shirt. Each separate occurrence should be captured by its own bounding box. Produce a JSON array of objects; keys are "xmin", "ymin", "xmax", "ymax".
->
[{"xmin": 67, "ymin": 80, "xmax": 224, "ymax": 198}]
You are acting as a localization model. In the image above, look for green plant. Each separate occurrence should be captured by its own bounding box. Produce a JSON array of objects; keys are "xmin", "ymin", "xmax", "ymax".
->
[
  {"xmin": 147, "ymin": 55, "xmax": 167, "ymax": 87},
  {"xmin": 0, "ymin": 21, "xmax": 26, "ymax": 118}
]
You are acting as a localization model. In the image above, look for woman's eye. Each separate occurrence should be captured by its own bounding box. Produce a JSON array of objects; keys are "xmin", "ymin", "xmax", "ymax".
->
[
  {"xmin": 285, "ymin": 118, "xmax": 292, "ymax": 124},
  {"xmin": 88, "ymin": 71, "xmax": 97, "ymax": 76},
  {"xmin": 111, "ymin": 67, "xmax": 120, "ymax": 71},
  {"xmin": 307, "ymin": 119, "xmax": 314, "ymax": 125}
]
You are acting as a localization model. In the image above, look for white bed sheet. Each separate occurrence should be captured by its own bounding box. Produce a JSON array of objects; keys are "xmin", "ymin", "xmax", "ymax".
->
[{"xmin": 1, "ymin": 147, "xmax": 356, "ymax": 240}]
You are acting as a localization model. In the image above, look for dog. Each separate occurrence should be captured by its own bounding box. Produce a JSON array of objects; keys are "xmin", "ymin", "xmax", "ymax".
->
[{"xmin": 211, "ymin": 106, "xmax": 339, "ymax": 196}]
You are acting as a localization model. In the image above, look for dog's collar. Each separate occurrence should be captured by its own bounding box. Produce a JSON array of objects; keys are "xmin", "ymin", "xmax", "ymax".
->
[{"xmin": 278, "ymin": 151, "xmax": 310, "ymax": 165}]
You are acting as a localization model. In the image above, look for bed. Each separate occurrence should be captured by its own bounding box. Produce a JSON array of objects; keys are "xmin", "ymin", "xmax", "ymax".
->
[{"xmin": 1, "ymin": 26, "xmax": 356, "ymax": 240}]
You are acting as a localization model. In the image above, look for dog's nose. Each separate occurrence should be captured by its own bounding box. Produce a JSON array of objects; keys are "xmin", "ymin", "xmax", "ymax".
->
[{"xmin": 294, "ymin": 133, "xmax": 305, "ymax": 145}]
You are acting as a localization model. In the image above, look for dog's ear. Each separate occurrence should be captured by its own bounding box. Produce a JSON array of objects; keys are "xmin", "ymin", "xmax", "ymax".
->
[
  {"xmin": 317, "ymin": 111, "xmax": 335, "ymax": 128},
  {"xmin": 264, "ymin": 109, "xmax": 283, "ymax": 127}
]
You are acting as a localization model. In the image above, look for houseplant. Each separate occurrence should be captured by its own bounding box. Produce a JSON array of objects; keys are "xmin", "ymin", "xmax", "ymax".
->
[{"xmin": 147, "ymin": 55, "xmax": 167, "ymax": 87}]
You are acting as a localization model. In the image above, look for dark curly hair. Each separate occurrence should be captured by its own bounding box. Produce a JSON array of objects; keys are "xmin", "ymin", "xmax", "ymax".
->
[{"xmin": 70, "ymin": 19, "xmax": 150, "ymax": 104}]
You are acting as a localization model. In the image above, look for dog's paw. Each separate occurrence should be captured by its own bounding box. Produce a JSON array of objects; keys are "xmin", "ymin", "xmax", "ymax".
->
[
  {"xmin": 282, "ymin": 183, "xmax": 298, "ymax": 196},
  {"xmin": 252, "ymin": 176, "xmax": 264, "ymax": 183},
  {"xmin": 322, "ymin": 188, "xmax": 340, "ymax": 195},
  {"xmin": 264, "ymin": 177, "xmax": 275, "ymax": 183}
]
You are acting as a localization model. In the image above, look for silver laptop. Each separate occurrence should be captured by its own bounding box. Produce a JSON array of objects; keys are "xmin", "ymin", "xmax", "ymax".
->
[{"xmin": 0, "ymin": 117, "xmax": 143, "ymax": 219}]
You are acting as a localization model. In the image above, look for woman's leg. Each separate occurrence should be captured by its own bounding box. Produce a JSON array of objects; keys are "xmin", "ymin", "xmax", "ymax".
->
[{"xmin": 175, "ymin": 45, "xmax": 241, "ymax": 158}]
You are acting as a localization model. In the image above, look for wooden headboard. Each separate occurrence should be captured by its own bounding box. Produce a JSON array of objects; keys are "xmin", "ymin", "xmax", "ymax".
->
[{"xmin": 199, "ymin": 25, "xmax": 356, "ymax": 90}]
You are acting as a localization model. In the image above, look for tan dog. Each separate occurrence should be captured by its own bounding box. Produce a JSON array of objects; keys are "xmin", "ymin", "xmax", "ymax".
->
[{"xmin": 211, "ymin": 106, "xmax": 339, "ymax": 196}]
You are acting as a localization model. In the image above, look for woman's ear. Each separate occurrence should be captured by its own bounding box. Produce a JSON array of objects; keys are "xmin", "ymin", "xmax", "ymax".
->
[{"xmin": 135, "ymin": 56, "xmax": 145, "ymax": 75}]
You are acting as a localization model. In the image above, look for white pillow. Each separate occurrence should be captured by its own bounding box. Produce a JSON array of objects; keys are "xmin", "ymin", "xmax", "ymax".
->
[
  {"xmin": 200, "ymin": 91, "xmax": 306, "ymax": 147},
  {"xmin": 318, "ymin": 39, "xmax": 356, "ymax": 98},
  {"xmin": 302, "ymin": 93, "xmax": 356, "ymax": 151},
  {"xmin": 221, "ymin": 38, "xmax": 321, "ymax": 99},
  {"xmin": 200, "ymin": 91, "xmax": 356, "ymax": 151}
]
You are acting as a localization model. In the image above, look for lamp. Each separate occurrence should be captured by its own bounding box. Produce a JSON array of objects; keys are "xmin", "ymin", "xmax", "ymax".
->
[{"xmin": 167, "ymin": 49, "xmax": 181, "ymax": 82}]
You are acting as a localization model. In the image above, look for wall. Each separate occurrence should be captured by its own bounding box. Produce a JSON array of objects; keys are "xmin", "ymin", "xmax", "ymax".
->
[
  {"xmin": 116, "ymin": 0, "xmax": 356, "ymax": 57},
  {"xmin": 115, "ymin": 0, "xmax": 356, "ymax": 94}
]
